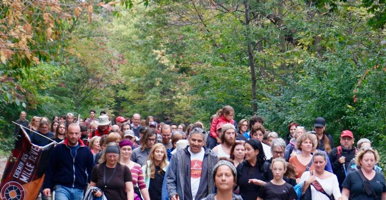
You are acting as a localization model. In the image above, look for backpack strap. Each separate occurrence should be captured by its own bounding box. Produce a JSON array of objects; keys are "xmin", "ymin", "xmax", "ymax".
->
[
  {"xmin": 356, "ymin": 169, "xmax": 378, "ymax": 199},
  {"xmin": 311, "ymin": 180, "xmax": 334, "ymax": 200},
  {"xmin": 336, "ymin": 146, "xmax": 342, "ymax": 158},
  {"xmin": 305, "ymin": 159, "xmax": 313, "ymax": 171}
]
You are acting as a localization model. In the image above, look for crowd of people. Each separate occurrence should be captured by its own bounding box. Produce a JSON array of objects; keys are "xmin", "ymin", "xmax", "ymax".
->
[{"xmin": 13, "ymin": 106, "xmax": 386, "ymax": 200}]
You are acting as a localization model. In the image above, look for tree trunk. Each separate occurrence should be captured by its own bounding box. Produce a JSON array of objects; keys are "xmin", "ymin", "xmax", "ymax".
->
[{"xmin": 244, "ymin": 0, "xmax": 258, "ymax": 113}]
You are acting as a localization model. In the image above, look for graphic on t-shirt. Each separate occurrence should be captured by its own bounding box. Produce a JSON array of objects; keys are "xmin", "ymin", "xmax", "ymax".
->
[{"xmin": 191, "ymin": 160, "xmax": 203, "ymax": 178}]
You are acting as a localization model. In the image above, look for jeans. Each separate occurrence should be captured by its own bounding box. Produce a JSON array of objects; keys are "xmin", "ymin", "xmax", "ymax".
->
[{"xmin": 54, "ymin": 185, "xmax": 84, "ymax": 200}]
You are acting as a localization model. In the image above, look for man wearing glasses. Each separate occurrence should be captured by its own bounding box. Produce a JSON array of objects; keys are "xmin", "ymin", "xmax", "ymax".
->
[
  {"xmin": 131, "ymin": 127, "xmax": 157, "ymax": 166},
  {"xmin": 263, "ymin": 138, "xmax": 296, "ymax": 186}
]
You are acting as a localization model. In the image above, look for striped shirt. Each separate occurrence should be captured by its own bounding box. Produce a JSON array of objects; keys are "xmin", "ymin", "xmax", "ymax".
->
[{"xmin": 129, "ymin": 162, "xmax": 147, "ymax": 189}]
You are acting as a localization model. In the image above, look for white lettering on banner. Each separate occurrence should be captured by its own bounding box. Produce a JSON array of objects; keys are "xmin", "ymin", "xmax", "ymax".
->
[
  {"xmin": 12, "ymin": 146, "xmax": 41, "ymax": 183},
  {"xmin": 20, "ymin": 162, "xmax": 34, "ymax": 183},
  {"xmin": 21, "ymin": 154, "xmax": 28, "ymax": 162},
  {"xmin": 13, "ymin": 162, "xmax": 24, "ymax": 179},
  {"xmin": 29, "ymin": 145, "xmax": 40, "ymax": 162}
]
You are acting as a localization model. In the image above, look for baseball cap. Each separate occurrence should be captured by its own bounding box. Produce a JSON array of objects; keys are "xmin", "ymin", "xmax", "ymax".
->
[
  {"xmin": 124, "ymin": 130, "xmax": 139, "ymax": 141},
  {"xmin": 340, "ymin": 130, "xmax": 354, "ymax": 138},
  {"xmin": 115, "ymin": 116, "xmax": 127, "ymax": 123},
  {"xmin": 314, "ymin": 117, "xmax": 326, "ymax": 128},
  {"xmin": 124, "ymin": 130, "xmax": 135, "ymax": 138},
  {"xmin": 149, "ymin": 121, "xmax": 157, "ymax": 127}
]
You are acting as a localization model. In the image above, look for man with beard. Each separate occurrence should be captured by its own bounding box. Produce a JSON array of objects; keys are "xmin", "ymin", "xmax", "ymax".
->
[
  {"xmin": 90, "ymin": 115, "xmax": 111, "ymax": 137},
  {"xmin": 42, "ymin": 123, "xmax": 94, "ymax": 200},
  {"xmin": 161, "ymin": 124, "xmax": 173, "ymax": 149},
  {"xmin": 212, "ymin": 123, "xmax": 236, "ymax": 159},
  {"xmin": 329, "ymin": 130, "xmax": 356, "ymax": 188}
]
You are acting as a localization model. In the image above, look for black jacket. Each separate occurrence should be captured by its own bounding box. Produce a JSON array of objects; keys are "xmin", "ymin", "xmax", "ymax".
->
[
  {"xmin": 329, "ymin": 146, "xmax": 356, "ymax": 188},
  {"xmin": 43, "ymin": 139, "xmax": 94, "ymax": 190}
]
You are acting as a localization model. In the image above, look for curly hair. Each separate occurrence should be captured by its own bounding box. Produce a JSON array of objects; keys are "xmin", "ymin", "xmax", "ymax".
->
[
  {"xmin": 355, "ymin": 148, "xmax": 380, "ymax": 167},
  {"xmin": 296, "ymin": 133, "xmax": 317, "ymax": 152}
]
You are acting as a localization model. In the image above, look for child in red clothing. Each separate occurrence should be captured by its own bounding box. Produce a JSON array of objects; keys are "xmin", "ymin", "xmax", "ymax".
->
[{"xmin": 208, "ymin": 105, "xmax": 235, "ymax": 149}]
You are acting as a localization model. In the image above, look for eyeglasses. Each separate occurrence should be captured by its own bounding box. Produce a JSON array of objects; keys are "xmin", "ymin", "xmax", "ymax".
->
[{"xmin": 273, "ymin": 151, "xmax": 284, "ymax": 155}]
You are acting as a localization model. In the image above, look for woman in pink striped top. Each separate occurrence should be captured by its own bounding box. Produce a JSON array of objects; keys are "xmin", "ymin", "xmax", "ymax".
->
[{"xmin": 120, "ymin": 139, "xmax": 150, "ymax": 200}]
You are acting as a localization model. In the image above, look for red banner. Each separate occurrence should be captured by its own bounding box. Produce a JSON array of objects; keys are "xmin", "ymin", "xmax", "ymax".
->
[{"xmin": 0, "ymin": 125, "xmax": 55, "ymax": 200}]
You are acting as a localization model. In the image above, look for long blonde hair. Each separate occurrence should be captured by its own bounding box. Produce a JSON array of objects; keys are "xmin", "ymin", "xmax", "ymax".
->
[{"xmin": 148, "ymin": 143, "xmax": 168, "ymax": 179}]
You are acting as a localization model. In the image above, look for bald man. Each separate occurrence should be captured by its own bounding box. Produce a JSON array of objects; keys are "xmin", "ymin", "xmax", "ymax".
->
[
  {"xmin": 131, "ymin": 113, "xmax": 142, "ymax": 137},
  {"xmin": 43, "ymin": 123, "xmax": 94, "ymax": 200}
]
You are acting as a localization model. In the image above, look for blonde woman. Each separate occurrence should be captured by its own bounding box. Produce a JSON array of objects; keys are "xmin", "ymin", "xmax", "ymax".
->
[
  {"xmin": 89, "ymin": 136, "xmax": 102, "ymax": 155},
  {"xmin": 142, "ymin": 143, "xmax": 169, "ymax": 200},
  {"xmin": 342, "ymin": 148, "xmax": 386, "ymax": 200},
  {"xmin": 29, "ymin": 116, "xmax": 41, "ymax": 131}
]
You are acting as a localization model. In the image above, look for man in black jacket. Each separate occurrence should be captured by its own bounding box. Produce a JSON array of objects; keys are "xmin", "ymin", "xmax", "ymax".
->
[
  {"xmin": 42, "ymin": 123, "xmax": 94, "ymax": 200},
  {"xmin": 329, "ymin": 130, "xmax": 356, "ymax": 188}
]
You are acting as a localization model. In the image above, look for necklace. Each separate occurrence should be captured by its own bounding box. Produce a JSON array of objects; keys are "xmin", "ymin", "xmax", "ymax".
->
[{"xmin": 103, "ymin": 163, "xmax": 117, "ymax": 189}]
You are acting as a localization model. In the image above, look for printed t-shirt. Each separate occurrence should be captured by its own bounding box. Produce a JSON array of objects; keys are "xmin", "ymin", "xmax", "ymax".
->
[{"xmin": 189, "ymin": 147, "xmax": 205, "ymax": 200}]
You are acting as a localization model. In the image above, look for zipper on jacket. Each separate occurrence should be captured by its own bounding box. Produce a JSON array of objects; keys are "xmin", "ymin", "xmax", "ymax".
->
[
  {"xmin": 72, "ymin": 157, "xmax": 76, "ymax": 188},
  {"xmin": 67, "ymin": 145, "xmax": 80, "ymax": 188}
]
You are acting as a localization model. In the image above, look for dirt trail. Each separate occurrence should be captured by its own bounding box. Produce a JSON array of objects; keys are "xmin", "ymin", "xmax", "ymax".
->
[{"xmin": 0, "ymin": 156, "xmax": 8, "ymax": 180}]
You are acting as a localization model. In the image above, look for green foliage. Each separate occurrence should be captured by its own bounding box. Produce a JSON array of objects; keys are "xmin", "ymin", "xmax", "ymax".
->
[{"xmin": 0, "ymin": 0, "xmax": 385, "ymax": 164}]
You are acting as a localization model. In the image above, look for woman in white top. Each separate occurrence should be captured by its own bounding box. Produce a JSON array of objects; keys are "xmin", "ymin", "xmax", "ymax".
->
[{"xmin": 300, "ymin": 151, "xmax": 342, "ymax": 200}]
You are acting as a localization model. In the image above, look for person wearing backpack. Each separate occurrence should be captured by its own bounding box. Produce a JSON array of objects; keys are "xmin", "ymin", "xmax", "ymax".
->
[
  {"xmin": 329, "ymin": 130, "xmax": 356, "ymax": 188},
  {"xmin": 341, "ymin": 148, "xmax": 386, "ymax": 200}
]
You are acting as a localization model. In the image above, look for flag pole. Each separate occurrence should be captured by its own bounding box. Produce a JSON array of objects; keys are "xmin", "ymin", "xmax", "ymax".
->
[{"xmin": 12, "ymin": 121, "xmax": 56, "ymax": 142}]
